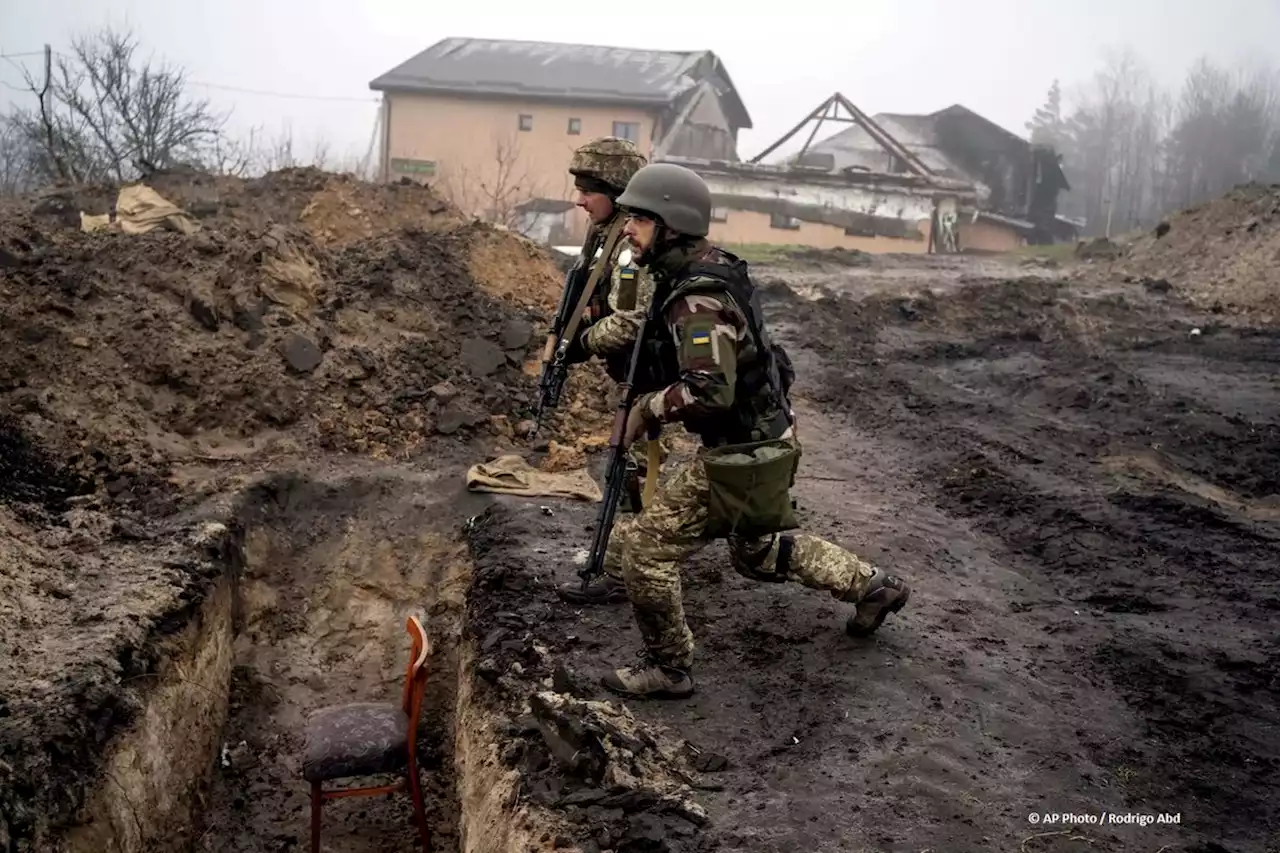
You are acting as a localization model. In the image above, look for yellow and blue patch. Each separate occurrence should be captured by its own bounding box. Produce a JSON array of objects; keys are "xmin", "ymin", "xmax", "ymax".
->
[
  {"xmin": 689, "ymin": 330, "xmax": 712, "ymax": 346},
  {"xmin": 620, "ymin": 266, "xmax": 636, "ymax": 280}
]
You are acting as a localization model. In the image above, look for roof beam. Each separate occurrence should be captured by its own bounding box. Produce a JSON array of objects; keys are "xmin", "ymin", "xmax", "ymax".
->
[
  {"xmin": 651, "ymin": 80, "xmax": 711, "ymax": 161},
  {"xmin": 747, "ymin": 91, "xmax": 935, "ymax": 179}
]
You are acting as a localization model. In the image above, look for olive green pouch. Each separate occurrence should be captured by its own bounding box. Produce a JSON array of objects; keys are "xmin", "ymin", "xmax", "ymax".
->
[{"xmin": 701, "ymin": 439, "xmax": 801, "ymax": 539}]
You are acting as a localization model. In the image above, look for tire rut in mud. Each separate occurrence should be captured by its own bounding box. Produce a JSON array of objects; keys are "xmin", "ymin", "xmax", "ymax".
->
[{"xmin": 774, "ymin": 276, "xmax": 1280, "ymax": 848}]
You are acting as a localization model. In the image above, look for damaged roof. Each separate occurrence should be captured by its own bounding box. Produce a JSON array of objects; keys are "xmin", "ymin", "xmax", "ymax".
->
[
  {"xmin": 808, "ymin": 112, "xmax": 959, "ymax": 178},
  {"xmin": 369, "ymin": 37, "xmax": 751, "ymax": 128},
  {"xmin": 804, "ymin": 104, "xmax": 1067, "ymax": 213}
]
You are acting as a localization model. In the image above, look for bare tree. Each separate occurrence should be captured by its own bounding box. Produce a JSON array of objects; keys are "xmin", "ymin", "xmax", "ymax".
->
[
  {"xmin": 1041, "ymin": 47, "xmax": 1280, "ymax": 234},
  {"xmin": 1059, "ymin": 47, "xmax": 1156, "ymax": 234},
  {"xmin": 311, "ymin": 137, "xmax": 332, "ymax": 171},
  {"xmin": 205, "ymin": 128, "xmax": 256, "ymax": 178},
  {"xmin": 202, "ymin": 123, "xmax": 354, "ymax": 179},
  {"xmin": 439, "ymin": 132, "xmax": 541, "ymax": 231},
  {"xmin": 6, "ymin": 27, "xmax": 226, "ymax": 185},
  {"xmin": 0, "ymin": 116, "xmax": 37, "ymax": 195}
]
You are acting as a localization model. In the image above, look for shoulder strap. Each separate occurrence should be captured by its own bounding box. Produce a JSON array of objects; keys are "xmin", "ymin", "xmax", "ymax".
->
[{"xmin": 557, "ymin": 217, "xmax": 625, "ymax": 351}]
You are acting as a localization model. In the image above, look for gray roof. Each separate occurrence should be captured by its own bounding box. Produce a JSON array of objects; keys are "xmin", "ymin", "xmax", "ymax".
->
[{"xmin": 369, "ymin": 37, "xmax": 751, "ymax": 128}]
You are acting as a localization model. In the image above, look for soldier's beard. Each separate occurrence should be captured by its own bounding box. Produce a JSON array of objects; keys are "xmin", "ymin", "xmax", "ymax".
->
[
  {"xmin": 632, "ymin": 240, "xmax": 657, "ymax": 267},
  {"xmin": 626, "ymin": 234, "xmax": 649, "ymax": 259}
]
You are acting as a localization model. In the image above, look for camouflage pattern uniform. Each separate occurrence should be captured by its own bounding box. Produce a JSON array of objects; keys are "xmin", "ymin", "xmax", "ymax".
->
[
  {"xmin": 595, "ymin": 163, "xmax": 911, "ymax": 699},
  {"xmin": 557, "ymin": 139, "xmax": 668, "ymax": 603}
]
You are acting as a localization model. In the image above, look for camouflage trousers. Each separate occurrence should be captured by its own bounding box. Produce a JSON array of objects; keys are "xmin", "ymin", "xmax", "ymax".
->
[{"xmin": 608, "ymin": 437, "xmax": 879, "ymax": 669}]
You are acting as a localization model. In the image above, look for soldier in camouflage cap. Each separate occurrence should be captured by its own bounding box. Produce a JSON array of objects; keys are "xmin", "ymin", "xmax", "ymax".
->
[
  {"xmin": 566, "ymin": 137, "xmax": 654, "ymax": 357},
  {"xmin": 589, "ymin": 163, "xmax": 913, "ymax": 700},
  {"xmin": 569, "ymin": 136, "xmax": 648, "ymax": 200},
  {"xmin": 555, "ymin": 138, "xmax": 671, "ymax": 607}
]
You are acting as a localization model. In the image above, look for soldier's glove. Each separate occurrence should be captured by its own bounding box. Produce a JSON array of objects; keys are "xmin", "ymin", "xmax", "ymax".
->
[{"xmin": 561, "ymin": 327, "xmax": 594, "ymax": 365}]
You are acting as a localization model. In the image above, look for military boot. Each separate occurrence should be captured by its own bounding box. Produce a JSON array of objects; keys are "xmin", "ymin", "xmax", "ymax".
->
[
  {"xmin": 846, "ymin": 568, "xmax": 911, "ymax": 638},
  {"xmin": 557, "ymin": 574, "xmax": 628, "ymax": 604},
  {"xmin": 601, "ymin": 652, "xmax": 694, "ymax": 699}
]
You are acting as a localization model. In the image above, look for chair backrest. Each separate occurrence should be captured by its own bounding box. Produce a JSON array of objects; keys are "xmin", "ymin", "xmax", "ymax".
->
[{"xmin": 399, "ymin": 615, "xmax": 431, "ymax": 758}]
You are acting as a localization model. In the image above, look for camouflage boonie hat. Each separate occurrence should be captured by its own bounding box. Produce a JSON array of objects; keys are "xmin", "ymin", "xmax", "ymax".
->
[{"xmin": 569, "ymin": 137, "xmax": 647, "ymax": 196}]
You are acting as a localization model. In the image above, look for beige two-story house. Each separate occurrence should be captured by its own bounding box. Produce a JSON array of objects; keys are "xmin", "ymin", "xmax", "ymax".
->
[{"xmin": 368, "ymin": 37, "xmax": 752, "ymax": 243}]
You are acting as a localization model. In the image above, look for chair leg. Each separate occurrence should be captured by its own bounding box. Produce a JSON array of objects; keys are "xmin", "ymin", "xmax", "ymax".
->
[
  {"xmin": 310, "ymin": 781, "xmax": 322, "ymax": 853},
  {"xmin": 406, "ymin": 755, "xmax": 430, "ymax": 851}
]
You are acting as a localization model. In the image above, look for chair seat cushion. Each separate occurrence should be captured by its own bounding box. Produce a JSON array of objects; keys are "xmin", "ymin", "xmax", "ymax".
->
[{"xmin": 302, "ymin": 702, "xmax": 409, "ymax": 783}]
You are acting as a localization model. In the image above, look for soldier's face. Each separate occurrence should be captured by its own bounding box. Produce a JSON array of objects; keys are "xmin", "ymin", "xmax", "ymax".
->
[
  {"xmin": 576, "ymin": 190, "xmax": 614, "ymax": 224},
  {"xmin": 623, "ymin": 214, "xmax": 657, "ymax": 253}
]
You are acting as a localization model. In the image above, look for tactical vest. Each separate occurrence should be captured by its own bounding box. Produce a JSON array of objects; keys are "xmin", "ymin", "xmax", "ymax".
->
[{"xmin": 640, "ymin": 251, "xmax": 796, "ymax": 448}]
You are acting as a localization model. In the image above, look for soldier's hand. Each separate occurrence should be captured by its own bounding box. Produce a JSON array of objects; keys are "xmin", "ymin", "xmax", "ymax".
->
[
  {"xmin": 562, "ymin": 327, "xmax": 592, "ymax": 364},
  {"xmin": 622, "ymin": 401, "xmax": 649, "ymax": 449}
]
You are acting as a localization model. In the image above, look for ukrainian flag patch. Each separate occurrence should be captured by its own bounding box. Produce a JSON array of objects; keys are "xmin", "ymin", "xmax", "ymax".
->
[
  {"xmin": 620, "ymin": 266, "xmax": 636, "ymax": 280},
  {"xmin": 690, "ymin": 330, "xmax": 712, "ymax": 345}
]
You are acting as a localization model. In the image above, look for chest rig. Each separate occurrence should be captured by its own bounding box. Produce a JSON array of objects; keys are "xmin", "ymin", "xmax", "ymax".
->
[{"xmin": 639, "ymin": 252, "xmax": 796, "ymax": 446}]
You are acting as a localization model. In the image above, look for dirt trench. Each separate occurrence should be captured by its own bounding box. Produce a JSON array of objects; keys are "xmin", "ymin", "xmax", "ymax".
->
[
  {"xmin": 191, "ymin": 466, "xmax": 478, "ymax": 853},
  {"xmin": 175, "ymin": 459, "xmax": 723, "ymax": 853}
]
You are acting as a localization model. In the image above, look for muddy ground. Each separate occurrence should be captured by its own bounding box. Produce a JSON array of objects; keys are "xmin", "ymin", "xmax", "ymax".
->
[
  {"xmin": 465, "ymin": 251, "xmax": 1280, "ymax": 853},
  {"xmin": 3, "ymin": 167, "xmax": 1279, "ymax": 853}
]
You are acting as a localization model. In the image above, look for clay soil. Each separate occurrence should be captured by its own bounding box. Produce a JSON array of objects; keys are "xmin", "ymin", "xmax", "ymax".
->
[{"xmin": 3, "ymin": 170, "xmax": 1279, "ymax": 853}]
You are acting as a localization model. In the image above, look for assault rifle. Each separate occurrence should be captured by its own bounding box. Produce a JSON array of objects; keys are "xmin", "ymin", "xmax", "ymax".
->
[
  {"xmin": 579, "ymin": 313, "xmax": 660, "ymax": 587},
  {"xmin": 532, "ymin": 219, "xmax": 625, "ymax": 435}
]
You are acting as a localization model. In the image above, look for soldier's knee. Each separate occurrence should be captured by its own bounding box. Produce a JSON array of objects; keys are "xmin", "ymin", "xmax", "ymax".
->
[
  {"xmin": 729, "ymin": 534, "xmax": 794, "ymax": 582},
  {"xmin": 620, "ymin": 551, "xmax": 672, "ymax": 606}
]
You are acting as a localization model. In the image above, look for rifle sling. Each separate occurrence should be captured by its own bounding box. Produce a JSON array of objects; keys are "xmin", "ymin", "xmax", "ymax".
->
[
  {"xmin": 540, "ymin": 227, "xmax": 603, "ymax": 363},
  {"xmin": 556, "ymin": 217, "xmax": 625, "ymax": 357}
]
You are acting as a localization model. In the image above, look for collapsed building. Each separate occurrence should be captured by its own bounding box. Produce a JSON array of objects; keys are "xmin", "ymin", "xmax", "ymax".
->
[{"xmin": 673, "ymin": 93, "xmax": 1076, "ymax": 254}]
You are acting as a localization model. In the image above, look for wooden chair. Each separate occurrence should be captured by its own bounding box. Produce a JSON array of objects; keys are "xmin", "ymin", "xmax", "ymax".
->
[{"xmin": 301, "ymin": 615, "xmax": 432, "ymax": 852}]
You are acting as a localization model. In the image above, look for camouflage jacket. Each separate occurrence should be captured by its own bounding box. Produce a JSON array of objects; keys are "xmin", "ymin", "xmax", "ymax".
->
[
  {"xmin": 633, "ymin": 239, "xmax": 794, "ymax": 448},
  {"xmin": 581, "ymin": 215, "xmax": 656, "ymax": 357}
]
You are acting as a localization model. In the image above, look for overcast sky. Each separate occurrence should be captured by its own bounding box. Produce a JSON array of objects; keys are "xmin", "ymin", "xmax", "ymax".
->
[{"xmin": 5, "ymin": 0, "xmax": 1280, "ymax": 167}]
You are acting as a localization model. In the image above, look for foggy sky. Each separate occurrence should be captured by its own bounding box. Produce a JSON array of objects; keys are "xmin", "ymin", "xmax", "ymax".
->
[{"xmin": 5, "ymin": 0, "xmax": 1280, "ymax": 167}]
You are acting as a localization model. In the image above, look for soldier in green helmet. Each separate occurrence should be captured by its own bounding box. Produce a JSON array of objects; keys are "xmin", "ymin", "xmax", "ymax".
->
[
  {"xmin": 589, "ymin": 162, "xmax": 913, "ymax": 700},
  {"xmin": 554, "ymin": 137, "xmax": 669, "ymax": 606}
]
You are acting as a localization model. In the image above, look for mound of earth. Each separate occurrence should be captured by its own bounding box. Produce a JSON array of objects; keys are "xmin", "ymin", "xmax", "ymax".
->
[
  {"xmin": 0, "ymin": 166, "xmax": 622, "ymax": 851},
  {"xmin": 1118, "ymin": 182, "xmax": 1280, "ymax": 317},
  {"xmin": 784, "ymin": 246, "xmax": 872, "ymax": 267},
  {"xmin": 0, "ymin": 169, "xmax": 616, "ymax": 511}
]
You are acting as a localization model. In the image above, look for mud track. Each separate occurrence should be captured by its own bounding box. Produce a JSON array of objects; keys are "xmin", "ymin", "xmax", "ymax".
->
[{"xmin": 463, "ymin": 255, "xmax": 1279, "ymax": 853}]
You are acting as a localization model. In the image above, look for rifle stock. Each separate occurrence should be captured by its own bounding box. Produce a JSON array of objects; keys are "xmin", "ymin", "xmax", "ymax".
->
[
  {"xmin": 533, "ymin": 261, "xmax": 587, "ymax": 433},
  {"xmin": 531, "ymin": 220, "xmax": 625, "ymax": 437}
]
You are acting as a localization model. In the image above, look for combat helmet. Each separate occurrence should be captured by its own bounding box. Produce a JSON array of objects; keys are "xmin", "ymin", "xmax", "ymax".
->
[
  {"xmin": 569, "ymin": 137, "xmax": 648, "ymax": 197},
  {"xmin": 615, "ymin": 162, "xmax": 712, "ymax": 237}
]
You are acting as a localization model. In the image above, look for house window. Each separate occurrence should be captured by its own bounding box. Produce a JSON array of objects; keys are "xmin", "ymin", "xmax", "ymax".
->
[
  {"xmin": 770, "ymin": 212, "xmax": 801, "ymax": 231},
  {"xmin": 567, "ymin": 117, "xmax": 581, "ymax": 135},
  {"xmin": 612, "ymin": 121, "xmax": 640, "ymax": 142},
  {"xmin": 710, "ymin": 207, "xmax": 729, "ymax": 223},
  {"xmin": 518, "ymin": 114, "xmax": 533, "ymax": 132}
]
